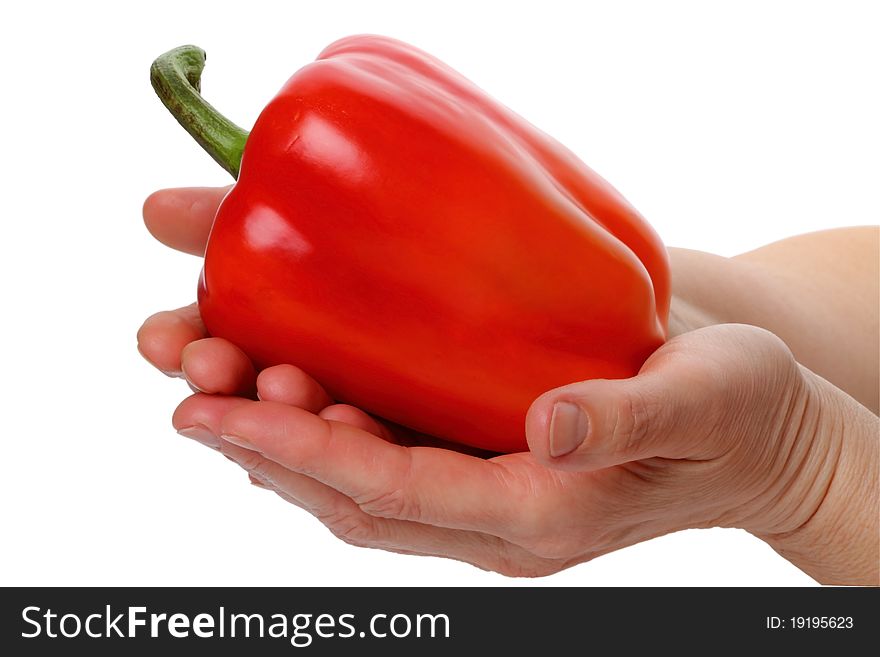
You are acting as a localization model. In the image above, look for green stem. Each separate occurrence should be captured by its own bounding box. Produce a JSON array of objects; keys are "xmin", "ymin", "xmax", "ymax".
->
[{"xmin": 150, "ymin": 45, "xmax": 249, "ymax": 179}]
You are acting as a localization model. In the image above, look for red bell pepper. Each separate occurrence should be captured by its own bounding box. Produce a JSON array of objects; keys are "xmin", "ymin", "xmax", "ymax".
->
[{"xmin": 150, "ymin": 36, "xmax": 670, "ymax": 453}]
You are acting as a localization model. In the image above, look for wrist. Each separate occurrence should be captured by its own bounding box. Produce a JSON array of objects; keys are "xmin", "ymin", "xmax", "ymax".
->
[{"xmin": 745, "ymin": 369, "xmax": 879, "ymax": 585}]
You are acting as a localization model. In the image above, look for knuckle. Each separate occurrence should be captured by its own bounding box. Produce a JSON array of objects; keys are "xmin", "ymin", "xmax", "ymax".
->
[
  {"xmin": 231, "ymin": 450, "xmax": 265, "ymax": 473},
  {"xmin": 609, "ymin": 392, "xmax": 653, "ymax": 451},
  {"xmin": 356, "ymin": 487, "xmax": 413, "ymax": 520},
  {"xmin": 322, "ymin": 511, "xmax": 377, "ymax": 548},
  {"xmin": 247, "ymin": 460, "xmax": 276, "ymax": 484}
]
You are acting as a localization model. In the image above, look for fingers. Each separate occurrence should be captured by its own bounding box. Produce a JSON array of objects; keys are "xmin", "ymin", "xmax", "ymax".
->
[
  {"xmin": 256, "ymin": 365, "xmax": 333, "ymax": 412},
  {"xmin": 254, "ymin": 366, "xmax": 498, "ymax": 452},
  {"xmin": 173, "ymin": 395, "xmax": 565, "ymax": 576},
  {"xmin": 220, "ymin": 440, "xmax": 563, "ymax": 577},
  {"xmin": 525, "ymin": 324, "xmax": 798, "ymax": 471},
  {"xmin": 181, "ymin": 337, "xmax": 256, "ymax": 396},
  {"xmin": 174, "ymin": 387, "xmax": 689, "ymax": 571},
  {"xmin": 256, "ymin": 365, "xmax": 428, "ymax": 443},
  {"xmin": 319, "ymin": 405, "xmax": 394, "ymax": 440},
  {"xmin": 138, "ymin": 304, "xmax": 257, "ymax": 395},
  {"xmin": 218, "ymin": 401, "xmax": 533, "ymax": 537},
  {"xmin": 143, "ymin": 186, "xmax": 230, "ymax": 256},
  {"xmin": 173, "ymin": 393, "xmax": 253, "ymax": 449},
  {"xmin": 137, "ymin": 304, "xmax": 206, "ymax": 376}
]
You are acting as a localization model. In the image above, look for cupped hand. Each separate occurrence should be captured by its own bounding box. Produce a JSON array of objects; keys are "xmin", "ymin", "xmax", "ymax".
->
[
  {"xmin": 138, "ymin": 187, "xmax": 850, "ymax": 581},
  {"xmin": 172, "ymin": 323, "xmax": 833, "ymax": 578}
]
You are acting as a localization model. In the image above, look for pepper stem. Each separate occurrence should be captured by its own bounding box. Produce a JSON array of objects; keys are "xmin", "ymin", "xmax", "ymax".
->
[{"xmin": 150, "ymin": 45, "xmax": 249, "ymax": 179}]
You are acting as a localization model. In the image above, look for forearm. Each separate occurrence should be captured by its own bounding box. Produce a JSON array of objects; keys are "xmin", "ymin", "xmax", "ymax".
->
[
  {"xmin": 668, "ymin": 227, "xmax": 879, "ymax": 412},
  {"xmin": 752, "ymin": 370, "xmax": 879, "ymax": 585}
]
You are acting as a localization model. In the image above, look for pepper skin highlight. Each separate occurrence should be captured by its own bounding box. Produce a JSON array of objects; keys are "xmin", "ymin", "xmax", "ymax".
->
[{"xmin": 151, "ymin": 37, "xmax": 670, "ymax": 452}]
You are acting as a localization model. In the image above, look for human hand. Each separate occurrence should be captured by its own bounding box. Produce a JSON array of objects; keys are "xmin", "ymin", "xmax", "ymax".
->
[
  {"xmin": 140, "ymin": 187, "xmax": 877, "ymax": 583},
  {"xmin": 171, "ymin": 322, "xmax": 875, "ymax": 582}
]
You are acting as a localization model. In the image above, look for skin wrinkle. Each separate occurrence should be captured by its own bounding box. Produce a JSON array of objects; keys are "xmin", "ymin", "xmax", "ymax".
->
[
  {"xmin": 848, "ymin": 450, "xmax": 880, "ymax": 577},
  {"xmin": 741, "ymin": 373, "xmax": 830, "ymax": 535},
  {"xmin": 224, "ymin": 403, "xmax": 598, "ymax": 568},
  {"xmin": 282, "ymin": 415, "xmax": 327, "ymax": 480},
  {"xmin": 717, "ymin": 339, "xmax": 808, "ymax": 515},
  {"xmin": 792, "ymin": 431, "xmax": 842, "ymax": 541},
  {"xmin": 327, "ymin": 487, "xmax": 563, "ymax": 576},
  {"xmin": 613, "ymin": 393, "xmax": 643, "ymax": 457},
  {"xmin": 356, "ymin": 447, "xmax": 415, "ymax": 520},
  {"xmin": 209, "ymin": 324, "xmax": 876, "ymax": 580},
  {"xmin": 759, "ymin": 387, "xmax": 843, "ymax": 542},
  {"xmin": 578, "ymin": 469, "xmax": 662, "ymax": 536},
  {"xmin": 718, "ymin": 373, "xmax": 813, "ymax": 530},
  {"xmin": 753, "ymin": 383, "xmax": 877, "ymax": 584}
]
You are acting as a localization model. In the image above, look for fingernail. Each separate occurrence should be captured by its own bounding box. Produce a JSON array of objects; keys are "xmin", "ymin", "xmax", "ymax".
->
[
  {"xmin": 178, "ymin": 425, "xmax": 220, "ymax": 449},
  {"xmin": 220, "ymin": 433, "xmax": 255, "ymax": 450},
  {"xmin": 180, "ymin": 364, "xmax": 205, "ymax": 392},
  {"xmin": 162, "ymin": 369, "xmax": 184, "ymax": 379},
  {"xmin": 549, "ymin": 402, "xmax": 589, "ymax": 457}
]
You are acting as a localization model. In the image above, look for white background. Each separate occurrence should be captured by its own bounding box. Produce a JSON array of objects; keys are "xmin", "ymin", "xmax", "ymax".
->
[{"xmin": 1, "ymin": 0, "xmax": 876, "ymax": 586}]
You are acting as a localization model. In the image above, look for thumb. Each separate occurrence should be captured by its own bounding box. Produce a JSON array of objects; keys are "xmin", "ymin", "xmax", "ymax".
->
[
  {"xmin": 525, "ymin": 374, "xmax": 697, "ymax": 472},
  {"xmin": 525, "ymin": 324, "xmax": 795, "ymax": 471}
]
